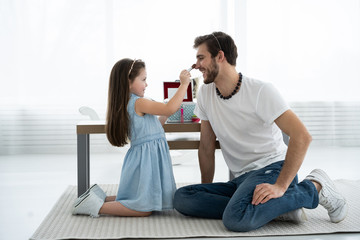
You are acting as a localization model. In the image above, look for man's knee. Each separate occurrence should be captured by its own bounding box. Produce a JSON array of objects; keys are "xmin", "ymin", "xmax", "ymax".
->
[
  {"xmin": 222, "ymin": 206, "xmax": 259, "ymax": 232},
  {"xmin": 173, "ymin": 187, "xmax": 190, "ymax": 214}
]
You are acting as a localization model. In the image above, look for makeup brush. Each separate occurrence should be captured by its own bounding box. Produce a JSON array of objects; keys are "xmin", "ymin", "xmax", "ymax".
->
[
  {"xmin": 187, "ymin": 64, "xmax": 196, "ymax": 72},
  {"xmin": 175, "ymin": 65, "xmax": 196, "ymax": 82}
]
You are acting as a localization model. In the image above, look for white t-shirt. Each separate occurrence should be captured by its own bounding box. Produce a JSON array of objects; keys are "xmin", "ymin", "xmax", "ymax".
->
[{"xmin": 194, "ymin": 76, "xmax": 289, "ymax": 178}]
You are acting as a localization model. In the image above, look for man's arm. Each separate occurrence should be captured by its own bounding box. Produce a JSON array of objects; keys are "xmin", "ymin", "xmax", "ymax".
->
[
  {"xmin": 198, "ymin": 120, "xmax": 217, "ymax": 183},
  {"xmin": 252, "ymin": 109, "xmax": 312, "ymax": 205},
  {"xmin": 274, "ymin": 109, "xmax": 312, "ymax": 190}
]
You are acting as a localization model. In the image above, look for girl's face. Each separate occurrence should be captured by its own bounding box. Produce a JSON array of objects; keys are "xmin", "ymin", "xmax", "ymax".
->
[{"xmin": 129, "ymin": 68, "xmax": 147, "ymax": 97}]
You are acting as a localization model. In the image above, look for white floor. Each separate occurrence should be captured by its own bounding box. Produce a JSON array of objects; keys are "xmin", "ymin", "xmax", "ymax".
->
[{"xmin": 0, "ymin": 145, "xmax": 359, "ymax": 240}]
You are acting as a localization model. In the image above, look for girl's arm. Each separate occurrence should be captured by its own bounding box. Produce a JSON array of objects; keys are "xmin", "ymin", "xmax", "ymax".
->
[{"xmin": 135, "ymin": 70, "xmax": 191, "ymax": 116}]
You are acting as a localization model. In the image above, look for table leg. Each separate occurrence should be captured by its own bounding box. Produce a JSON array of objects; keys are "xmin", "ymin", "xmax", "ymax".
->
[{"xmin": 77, "ymin": 134, "xmax": 90, "ymax": 197}]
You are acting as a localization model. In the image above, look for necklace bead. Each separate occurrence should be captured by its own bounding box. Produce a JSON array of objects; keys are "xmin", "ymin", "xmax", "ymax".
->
[{"xmin": 216, "ymin": 72, "xmax": 242, "ymax": 100}]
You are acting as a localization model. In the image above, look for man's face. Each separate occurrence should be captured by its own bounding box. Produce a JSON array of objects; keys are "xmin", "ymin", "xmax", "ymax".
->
[{"xmin": 195, "ymin": 44, "xmax": 219, "ymax": 84}]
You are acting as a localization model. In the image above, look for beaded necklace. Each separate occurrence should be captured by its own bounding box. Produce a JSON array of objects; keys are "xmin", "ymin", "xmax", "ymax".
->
[{"xmin": 216, "ymin": 72, "xmax": 242, "ymax": 100}]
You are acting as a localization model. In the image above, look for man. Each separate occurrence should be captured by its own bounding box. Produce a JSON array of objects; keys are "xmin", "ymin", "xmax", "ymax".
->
[{"xmin": 173, "ymin": 32, "xmax": 348, "ymax": 232}]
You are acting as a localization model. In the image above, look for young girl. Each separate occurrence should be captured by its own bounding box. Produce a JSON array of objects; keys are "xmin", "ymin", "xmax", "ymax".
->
[{"xmin": 72, "ymin": 58, "xmax": 191, "ymax": 217}]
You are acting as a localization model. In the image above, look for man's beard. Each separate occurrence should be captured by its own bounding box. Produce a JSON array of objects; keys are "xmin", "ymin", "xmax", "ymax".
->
[{"xmin": 203, "ymin": 58, "xmax": 219, "ymax": 84}]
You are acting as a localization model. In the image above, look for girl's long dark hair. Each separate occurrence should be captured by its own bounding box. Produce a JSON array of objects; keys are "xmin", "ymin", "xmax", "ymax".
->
[{"xmin": 106, "ymin": 58, "xmax": 145, "ymax": 147}]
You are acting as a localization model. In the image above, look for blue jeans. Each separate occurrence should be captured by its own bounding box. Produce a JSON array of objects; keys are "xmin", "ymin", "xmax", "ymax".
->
[{"xmin": 173, "ymin": 161, "xmax": 319, "ymax": 232}]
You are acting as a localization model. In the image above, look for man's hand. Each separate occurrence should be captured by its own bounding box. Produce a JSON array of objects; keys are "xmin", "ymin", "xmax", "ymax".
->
[{"xmin": 252, "ymin": 183, "xmax": 286, "ymax": 205}]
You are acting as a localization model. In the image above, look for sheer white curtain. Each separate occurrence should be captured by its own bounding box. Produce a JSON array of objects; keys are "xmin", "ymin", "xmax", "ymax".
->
[
  {"xmin": 1, "ymin": 0, "xmax": 359, "ymax": 154},
  {"xmin": 3, "ymin": 0, "xmax": 358, "ymax": 107},
  {"xmin": 1, "ymin": 1, "xmax": 111, "ymax": 107},
  {"xmin": 0, "ymin": 0, "xmax": 222, "ymax": 110},
  {"xmin": 234, "ymin": 0, "xmax": 360, "ymax": 102}
]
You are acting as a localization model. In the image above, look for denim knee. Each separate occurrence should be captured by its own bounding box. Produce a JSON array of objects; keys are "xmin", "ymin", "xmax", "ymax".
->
[
  {"xmin": 173, "ymin": 187, "xmax": 187, "ymax": 214},
  {"xmin": 222, "ymin": 206, "xmax": 260, "ymax": 232}
]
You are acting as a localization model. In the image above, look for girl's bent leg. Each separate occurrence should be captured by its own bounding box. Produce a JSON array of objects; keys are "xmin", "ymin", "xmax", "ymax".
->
[
  {"xmin": 173, "ymin": 182, "xmax": 236, "ymax": 219},
  {"xmin": 99, "ymin": 201, "xmax": 152, "ymax": 217}
]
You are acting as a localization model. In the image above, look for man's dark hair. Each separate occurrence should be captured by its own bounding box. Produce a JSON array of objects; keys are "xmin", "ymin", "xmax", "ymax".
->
[{"xmin": 193, "ymin": 31, "xmax": 238, "ymax": 66}]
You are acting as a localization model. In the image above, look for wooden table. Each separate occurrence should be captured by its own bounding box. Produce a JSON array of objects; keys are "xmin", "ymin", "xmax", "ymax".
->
[{"xmin": 76, "ymin": 121, "xmax": 220, "ymax": 196}]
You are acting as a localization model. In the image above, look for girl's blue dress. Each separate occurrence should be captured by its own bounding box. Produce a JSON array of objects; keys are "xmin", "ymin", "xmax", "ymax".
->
[{"xmin": 116, "ymin": 94, "xmax": 177, "ymax": 211}]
